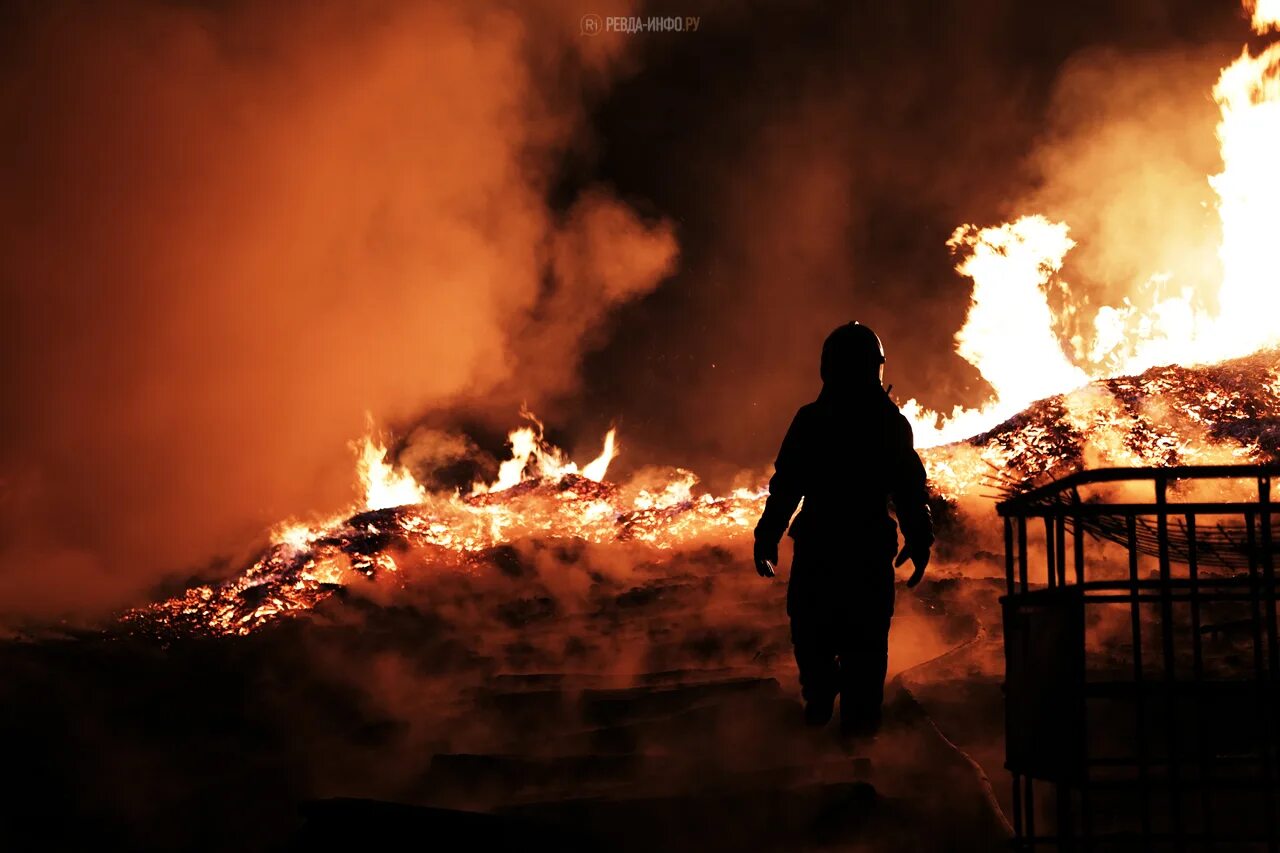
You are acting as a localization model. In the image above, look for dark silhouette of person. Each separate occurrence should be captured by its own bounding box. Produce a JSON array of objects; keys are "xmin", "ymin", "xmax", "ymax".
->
[{"xmin": 753, "ymin": 322, "xmax": 933, "ymax": 737}]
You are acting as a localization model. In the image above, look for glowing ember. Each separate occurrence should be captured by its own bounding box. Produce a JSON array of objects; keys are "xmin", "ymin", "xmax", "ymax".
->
[
  {"xmin": 125, "ymin": 347, "xmax": 1280, "ymax": 638},
  {"xmin": 922, "ymin": 349, "xmax": 1280, "ymax": 501}
]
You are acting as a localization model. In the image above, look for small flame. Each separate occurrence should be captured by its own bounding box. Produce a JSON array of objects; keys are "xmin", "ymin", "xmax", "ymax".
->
[
  {"xmin": 272, "ymin": 520, "xmax": 321, "ymax": 552},
  {"xmin": 357, "ymin": 432, "xmax": 425, "ymax": 511},
  {"xmin": 472, "ymin": 411, "xmax": 618, "ymax": 495},
  {"xmin": 580, "ymin": 428, "xmax": 619, "ymax": 482}
]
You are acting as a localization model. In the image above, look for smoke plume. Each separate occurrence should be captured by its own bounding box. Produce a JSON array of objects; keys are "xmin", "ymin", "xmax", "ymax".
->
[
  {"xmin": 0, "ymin": 0, "xmax": 675, "ymax": 621},
  {"xmin": 1019, "ymin": 45, "xmax": 1232, "ymax": 363}
]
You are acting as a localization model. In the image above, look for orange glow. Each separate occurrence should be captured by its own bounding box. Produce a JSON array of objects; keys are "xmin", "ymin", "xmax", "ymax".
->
[
  {"xmin": 123, "ymin": 0, "xmax": 1280, "ymax": 638},
  {"xmin": 902, "ymin": 0, "xmax": 1280, "ymax": 449},
  {"xmin": 471, "ymin": 411, "xmax": 619, "ymax": 496},
  {"xmin": 358, "ymin": 429, "xmax": 427, "ymax": 512},
  {"xmin": 1248, "ymin": 0, "xmax": 1280, "ymax": 33}
]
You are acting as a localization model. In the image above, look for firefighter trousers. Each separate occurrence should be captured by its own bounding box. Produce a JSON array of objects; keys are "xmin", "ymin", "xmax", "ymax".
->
[{"xmin": 786, "ymin": 539, "xmax": 895, "ymax": 731}]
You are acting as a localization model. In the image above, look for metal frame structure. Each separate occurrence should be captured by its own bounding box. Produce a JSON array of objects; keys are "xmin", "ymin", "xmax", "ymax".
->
[{"xmin": 999, "ymin": 464, "xmax": 1280, "ymax": 851}]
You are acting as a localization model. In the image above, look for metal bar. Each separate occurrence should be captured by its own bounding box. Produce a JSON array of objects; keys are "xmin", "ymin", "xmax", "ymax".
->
[
  {"xmin": 1073, "ymin": 488, "xmax": 1085, "ymax": 586},
  {"xmin": 1187, "ymin": 513, "xmax": 1213, "ymax": 844},
  {"xmin": 1080, "ymin": 742, "xmax": 1259, "ymax": 758},
  {"xmin": 1056, "ymin": 512, "xmax": 1068, "ymax": 588},
  {"xmin": 997, "ymin": 463, "xmax": 1280, "ymax": 512},
  {"xmin": 1021, "ymin": 829, "xmax": 1280, "ymax": 843},
  {"xmin": 1000, "ymin": 464, "xmax": 1280, "ymax": 849},
  {"xmin": 1018, "ymin": 575, "xmax": 1265, "ymax": 592},
  {"xmin": 1037, "ymin": 591, "xmax": 1274, "ymax": 606},
  {"xmin": 1259, "ymin": 476, "xmax": 1279, "ymax": 852},
  {"xmin": 1249, "ymin": 510, "xmax": 1266, "ymax": 697},
  {"xmin": 1000, "ymin": 501, "xmax": 1280, "ymax": 519},
  {"xmin": 1155, "ymin": 477, "xmax": 1184, "ymax": 849},
  {"xmin": 1128, "ymin": 512, "xmax": 1152, "ymax": 842},
  {"xmin": 1045, "ymin": 517, "xmax": 1057, "ymax": 591},
  {"xmin": 1075, "ymin": 489, "xmax": 1093, "ymax": 851},
  {"xmin": 1006, "ymin": 515, "xmax": 1016, "ymax": 596},
  {"xmin": 1018, "ymin": 516, "xmax": 1029, "ymax": 593},
  {"xmin": 1044, "ymin": 514, "xmax": 1054, "ymax": 589},
  {"xmin": 1245, "ymin": 507, "xmax": 1278, "ymax": 853},
  {"xmin": 1263, "ymin": 476, "xmax": 1278, "ymax": 680}
]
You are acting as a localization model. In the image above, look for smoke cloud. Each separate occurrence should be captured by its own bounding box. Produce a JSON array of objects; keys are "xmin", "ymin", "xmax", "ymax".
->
[
  {"xmin": 1019, "ymin": 45, "xmax": 1232, "ymax": 361},
  {"xmin": 0, "ymin": 0, "xmax": 675, "ymax": 621},
  {"xmin": 0, "ymin": 0, "xmax": 1256, "ymax": 622}
]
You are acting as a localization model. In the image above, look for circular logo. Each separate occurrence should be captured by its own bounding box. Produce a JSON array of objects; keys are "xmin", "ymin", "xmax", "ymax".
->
[{"xmin": 580, "ymin": 13, "xmax": 602, "ymax": 36}]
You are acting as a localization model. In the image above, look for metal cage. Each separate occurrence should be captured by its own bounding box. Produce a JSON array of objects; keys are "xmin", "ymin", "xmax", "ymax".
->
[{"xmin": 999, "ymin": 464, "xmax": 1280, "ymax": 851}]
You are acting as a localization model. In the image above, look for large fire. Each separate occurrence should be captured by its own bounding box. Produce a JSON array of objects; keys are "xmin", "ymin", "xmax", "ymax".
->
[
  {"xmin": 901, "ymin": 0, "xmax": 1280, "ymax": 447},
  {"xmin": 125, "ymin": 1, "xmax": 1280, "ymax": 637}
]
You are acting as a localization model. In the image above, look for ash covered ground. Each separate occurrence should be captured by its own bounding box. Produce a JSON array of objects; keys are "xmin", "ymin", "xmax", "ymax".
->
[{"xmin": 4, "ymin": 351, "xmax": 1279, "ymax": 852}]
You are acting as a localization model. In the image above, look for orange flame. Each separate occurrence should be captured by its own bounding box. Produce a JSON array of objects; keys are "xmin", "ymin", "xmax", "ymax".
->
[
  {"xmin": 125, "ymin": 0, "xmax": 1280, "ymax": 637},
  {"xmin": 903, "ymin": 0, "xmax": 1280, "ymax": 449},
  {"xmin": 358, "ymin": 432, "xmax": 426, "ymax": 511},
  {"xmin": 471, "ymin": 411, "xmax": 619, "ymax": 496}
]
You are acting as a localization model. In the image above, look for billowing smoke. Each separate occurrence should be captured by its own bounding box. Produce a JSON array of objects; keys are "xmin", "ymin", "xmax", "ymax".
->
[
  {"xmin": 0, "ymin": 0, "xmax": 675, "ymax": 622},
  {"xmin": 0, "ymin": 0, "xmax": 1256, "ymax": 623},
  {"xmin": 1018, "ymin": 45, "xmax": 1230, "ymax": 366}
]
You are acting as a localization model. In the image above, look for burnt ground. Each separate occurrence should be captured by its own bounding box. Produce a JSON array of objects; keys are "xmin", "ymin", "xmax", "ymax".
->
[{"xmin": 1, "ymin": 541, "xmax": 1011, "ymax": 852}]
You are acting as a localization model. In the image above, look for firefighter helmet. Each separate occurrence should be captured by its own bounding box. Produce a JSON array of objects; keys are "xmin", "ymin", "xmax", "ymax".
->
[{"xmin": 820, "ymin": 322, "xmax": 885, "ymax": 384}]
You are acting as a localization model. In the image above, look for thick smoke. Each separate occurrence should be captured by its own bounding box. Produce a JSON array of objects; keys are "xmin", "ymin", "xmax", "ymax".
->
[
  {"xmin": 0, "ymin": 0, "xmax": 675, "ymax": 621},
  {"xmin": 0, "ymin": 0, "xmax": 1256, "ymax": 622},
  {"xmin": 1019, "ymin": 45, "xmax": 1233, "ymax": 364}
]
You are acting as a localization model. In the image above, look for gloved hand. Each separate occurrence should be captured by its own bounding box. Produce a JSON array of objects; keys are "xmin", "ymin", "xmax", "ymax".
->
[
  {"xmin": 753, "ymin": 539, "xmax": 778, "ymax": 578},
  {"xmin": 895, "ymin": 541, "xmax": 931, "ymax": 588}
]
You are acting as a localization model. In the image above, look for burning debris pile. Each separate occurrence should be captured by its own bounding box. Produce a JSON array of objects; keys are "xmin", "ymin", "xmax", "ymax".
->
[
  {"xmin": 122, "ymin": 416, "xmax": 768, "ymax": 637},
  {"xmin": 927, "ymin": 347, "xmax": 1280, "ymax": 499},
  {"xmin": 123, "ymin": 0, "xmax": 1280, "ymax": 639},
  {"xmin": 124, "ymin": 348, "xmax": 1279, "ymax": 638}
]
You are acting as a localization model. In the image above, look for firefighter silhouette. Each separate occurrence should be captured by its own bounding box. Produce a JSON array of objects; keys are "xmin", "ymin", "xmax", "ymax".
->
[{"xmin": 754, "ymin": 322, "xmax": 933, "ymax": 736}]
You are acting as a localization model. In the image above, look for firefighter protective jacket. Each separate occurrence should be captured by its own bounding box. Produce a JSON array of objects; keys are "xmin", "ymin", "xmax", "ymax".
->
[{"xmin": 754, "ymin": 383, "xmax": 934, "ymax": 557}]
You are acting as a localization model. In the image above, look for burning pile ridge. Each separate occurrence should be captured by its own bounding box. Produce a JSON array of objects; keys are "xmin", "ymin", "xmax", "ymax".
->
[
  {"xmin": 124, "ymin": 450, "xmax": 766, "ymax": 637},
  {"xmin": 903, "ymin": 3, "xmax": 1280, "ymax": 448},
  {"xmin": 125, "ymin": 0, "xmax": 1280, "ymax": 639},
  {"xmin": 925, "ymin": 347, "xmax": 1280, "ymax": 500},
  {"xmin": 123, "ymin": 350, "xmax": 1279, "ymax": 638}
]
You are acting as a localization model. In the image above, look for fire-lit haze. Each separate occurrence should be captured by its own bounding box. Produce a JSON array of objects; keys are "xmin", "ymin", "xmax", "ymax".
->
[
  {"xmin": 900, "ymin": 0, "xmax": 1280, "ymax": 446},
  {"xmin": 11, "ymin": 7, "xmax": 1280, "ymax": 853},
  {"xmin": 3, "ymin": 0, "xmax": 1280, "ymax": 631},
  {"xmin": 0, "ymin": 0, "xmax": 675, "ymax": 620}
]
